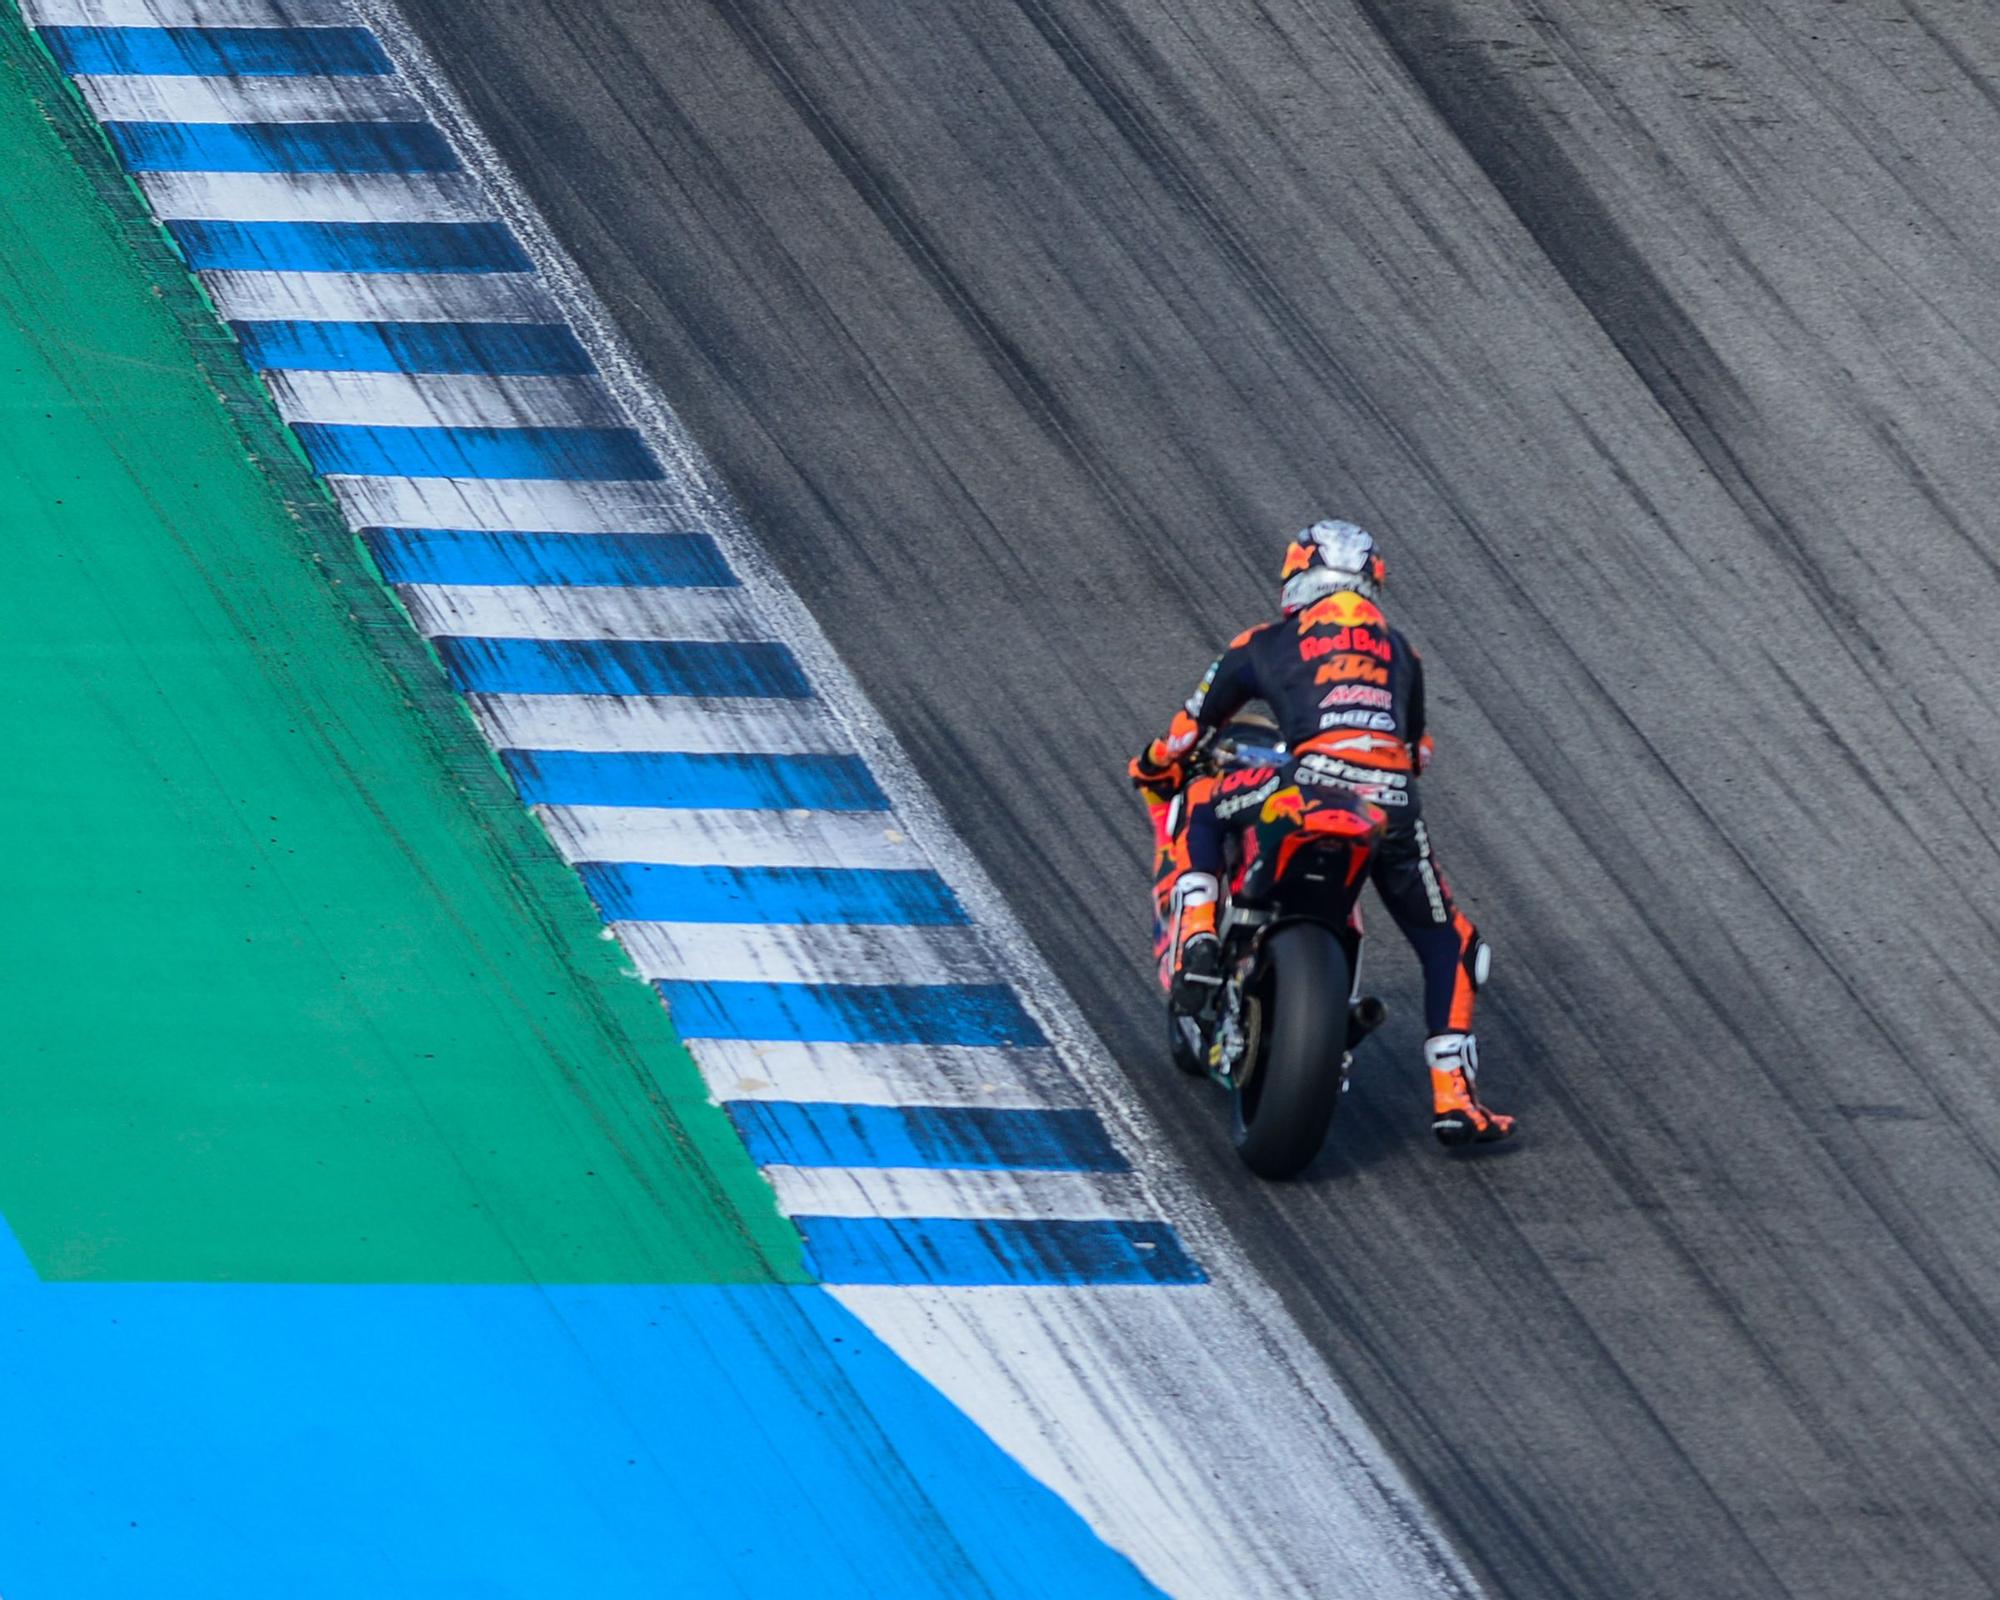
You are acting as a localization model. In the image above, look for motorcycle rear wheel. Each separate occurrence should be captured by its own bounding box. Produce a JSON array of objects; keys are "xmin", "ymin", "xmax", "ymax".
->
[{"xmin": 1230, "ymin": 922, "xmax": 1350, "ymax": 1179}]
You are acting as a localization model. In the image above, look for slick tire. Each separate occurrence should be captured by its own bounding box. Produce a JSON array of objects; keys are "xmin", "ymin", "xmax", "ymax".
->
[{"xmin": 1231, "ymin": 923, "xmax": 1349, "ymax": 1180}]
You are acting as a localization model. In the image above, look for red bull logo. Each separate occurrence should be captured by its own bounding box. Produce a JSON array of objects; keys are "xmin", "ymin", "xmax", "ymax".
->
[
  {"xmin": 1260, "ymin": 786, "xmax": 1306, "ymax": 825},
  {"xmin": 1295, "ymin": 593, "xmax": 1382, "ymax": 633}
]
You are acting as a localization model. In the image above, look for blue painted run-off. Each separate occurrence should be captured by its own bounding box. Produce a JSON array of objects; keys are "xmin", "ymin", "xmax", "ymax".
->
[
  {"xmin": 0, "ymin": 1213, "xmax": 35, "ymax": 1286},
  {"xmin": 0, "ymin": 1278, "xmax": 1164, "ymax": 1600}
]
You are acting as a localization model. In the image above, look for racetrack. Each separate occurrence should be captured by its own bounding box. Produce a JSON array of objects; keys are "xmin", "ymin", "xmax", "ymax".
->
[{"xmin": 389, "ymin": 3, "xmax": 2000, "ymax": 1594}]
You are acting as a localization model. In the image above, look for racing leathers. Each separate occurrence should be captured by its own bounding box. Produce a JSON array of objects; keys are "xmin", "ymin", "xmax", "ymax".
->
[{"xmin": 1132, "ymin": 590, "xmax": 1514, "ymax": 1145}]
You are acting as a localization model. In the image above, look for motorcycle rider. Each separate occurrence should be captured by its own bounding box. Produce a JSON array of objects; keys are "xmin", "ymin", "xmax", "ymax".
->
[{"xmin": 1130, "ymin": 519, "xmax": 1516, "ymax": 1147}]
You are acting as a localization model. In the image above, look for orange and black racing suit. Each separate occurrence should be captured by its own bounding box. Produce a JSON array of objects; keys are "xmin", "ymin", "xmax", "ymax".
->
[{"xmin": 1137, "ymin": 592, "xmax": 1482, "ymax": 1037}]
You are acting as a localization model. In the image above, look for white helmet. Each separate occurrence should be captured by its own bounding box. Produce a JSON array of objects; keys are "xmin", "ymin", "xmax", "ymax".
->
[{"xmin": 1279, "ymin": 519, "xmax": 1386, "ymax": 614}]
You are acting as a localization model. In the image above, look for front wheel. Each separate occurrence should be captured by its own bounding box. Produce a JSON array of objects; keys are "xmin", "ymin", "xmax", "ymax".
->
[{"xmin": 1230, "ymin": 922, "xmax": 1350, "ymax": 1179}]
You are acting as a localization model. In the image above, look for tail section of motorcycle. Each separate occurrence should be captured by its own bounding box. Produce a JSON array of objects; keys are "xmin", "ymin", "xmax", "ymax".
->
[{"xmin": 1152, "ymin": 776, "xmax": 1388, "ymax": 1178}]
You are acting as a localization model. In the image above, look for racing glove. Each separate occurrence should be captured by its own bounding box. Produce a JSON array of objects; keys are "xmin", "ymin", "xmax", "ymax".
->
[
  {"xmin": 1130, "ymin": 710, "xmax": 1205, "ymax": 796},
  {"xmin": 1129, "ymin": 746, "xmax": 1185, "ymax": 796}
]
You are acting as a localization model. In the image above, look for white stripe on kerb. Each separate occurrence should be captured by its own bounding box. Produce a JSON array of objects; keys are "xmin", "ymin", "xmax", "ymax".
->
[
  {"xmin": 200, "ymin": 269, "xmax": 557, "ymax": 324},
  {"xmin": 330, "ymin": 476, "xmax": 680, "ymax": 533},
  {"xmin": 539, "ymin": 807, "xmax": 920, "ymax": 869},
  {"xmin": 765, "ymin": 1166, "xmax": 1158, "ymax": 1222},
  {"xmin": 399, "ymin": 584, "xmax": 771, "ymax": 643},
  {"xmin": 472, "ymin": 694, "xmax": 849, "ymax": 756},
  {"xmin": 137, "ymin": 172, "xmax": 490, "ymax": 224},
  {"xmin": 77, "ymin": 75, "xmax": 423, "ymax": 125},
  {"xmin": 686, "ymin": 1040, "xmax": 1072, "ymax": 1109},
  {"xmin": 613, "ymin": 922, "xmax": 992, "ymax": 987},
  {"xmin": 23, "ymin": 0, "xmax": 356, "ymax": 22},
  {"xmin": 268, "ymin": 371, "xmax": 618, "ymax": 430}
]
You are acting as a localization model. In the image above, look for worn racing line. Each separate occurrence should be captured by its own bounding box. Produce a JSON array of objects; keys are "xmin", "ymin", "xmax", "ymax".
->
[{"xmin": 383, "ymin": 3, "xmax": 2000, "ymax": 1597}]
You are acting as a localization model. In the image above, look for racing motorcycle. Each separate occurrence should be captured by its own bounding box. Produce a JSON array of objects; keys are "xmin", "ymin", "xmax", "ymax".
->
[{"xmin": 1144, "ymin": 732, "xmax": 1388, "ymax": 1179}]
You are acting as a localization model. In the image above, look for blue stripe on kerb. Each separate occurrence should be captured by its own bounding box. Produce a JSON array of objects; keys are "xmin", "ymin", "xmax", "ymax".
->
[
  {"xmin": 440, "ymin": 638, "xmax": 809, "ymax": 698},
  {"xmin": 581, "ymin": 862, "xmax": 966, "ymax": 926},
  {"xmin": 293, "ymin": 423, "xmax": 660, "ymax": 481},
  {"xmin": 798, "ymin": 1217, "xmax": 1206, "ymax": 1287},
  {"xmin": 105, "ymin": 121, "xmax": 459, "ymax": 175},
  {"xmin": 365, "ymin": 529, "xmax": 734, "ymax": 587},
  {"xmin": 501, "ymin": 751, "xmax": 886, "ymax": 811},
  {"xmin": 236, "ymin": 322, "xmax": 593, "ymax": 376},
  {"xmin": 656, "ymin": 981, "xmax": 1046, "ymax": 1046},
  {"xmin": 166, "ymin": 220, "xmax": 532, "ymax": 274},
  {"xmin": 40, "ymin": 26, "xmax": 393, "ymax": 77},
  {"xmin": 728, "ymin": 1102, "xmax": 1125, "ymax": 1172}
]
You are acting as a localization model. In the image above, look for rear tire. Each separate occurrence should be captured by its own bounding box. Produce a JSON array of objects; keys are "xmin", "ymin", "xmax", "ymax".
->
[{"xmin": 1230, "ymin": 923, "xmax": 1350, "ymax": 1179}]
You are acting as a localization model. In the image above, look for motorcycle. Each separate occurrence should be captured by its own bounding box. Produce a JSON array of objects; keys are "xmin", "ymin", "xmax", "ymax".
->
[{"xmin": 1143, "ymin": 734, "xmax": 1389, "ymax": 1179}]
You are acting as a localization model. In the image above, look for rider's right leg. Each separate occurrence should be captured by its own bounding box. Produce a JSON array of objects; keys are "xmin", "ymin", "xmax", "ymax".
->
[{"xmin": 1370, "ymin": 810, "xmax": 1517, "ymax": 1146}]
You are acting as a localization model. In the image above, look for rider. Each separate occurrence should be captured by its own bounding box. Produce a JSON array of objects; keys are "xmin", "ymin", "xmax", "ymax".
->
[{"xmin": 1130, "ymin": 520, "xmax": 1517, "ymax": 1147}]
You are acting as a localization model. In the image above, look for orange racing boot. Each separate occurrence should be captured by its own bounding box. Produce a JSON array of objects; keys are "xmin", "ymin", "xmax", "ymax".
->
[
  {"xmin": 1427, "ymin": 1032, "xmax": 1517, "ymax": 1147},
  {"xmin": 1168, "ymin": 878, "xmax": 1222, "ymax": 1015}
]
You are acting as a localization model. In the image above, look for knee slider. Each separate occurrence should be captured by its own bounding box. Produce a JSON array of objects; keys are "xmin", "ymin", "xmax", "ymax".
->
[{"xmin": 1459, "ymin": 924, "xmax": 1492, "ymax": 989}]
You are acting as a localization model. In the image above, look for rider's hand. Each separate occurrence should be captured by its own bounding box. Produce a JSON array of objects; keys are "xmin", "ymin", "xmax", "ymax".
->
[
  {"xmin": 1129, "ymin": 746, "xmax": 1184, "ymax": 796},
  {"xmin": 1415, "ymin": 732, "xmax": 1435, "ymax": 775}
]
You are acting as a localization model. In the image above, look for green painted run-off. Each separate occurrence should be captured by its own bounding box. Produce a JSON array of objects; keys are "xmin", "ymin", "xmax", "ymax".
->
[{"xmin": 0, "ymin": 18, "xmax": 804, "ymax": 1285}]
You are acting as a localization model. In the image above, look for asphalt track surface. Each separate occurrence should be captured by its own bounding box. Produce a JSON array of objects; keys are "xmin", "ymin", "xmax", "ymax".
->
[{"xmin": 393, "ymin": 4, "xmax": 2000, "ymax": 1595}]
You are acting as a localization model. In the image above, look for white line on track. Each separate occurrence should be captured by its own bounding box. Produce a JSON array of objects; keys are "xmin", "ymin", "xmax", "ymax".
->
[
  {"xmin": 399, "ymin": 583, "xmax": 771, "ymax": 643},
  {"xmin": 330, "ymin": 475, "xmax": 682, "ymax": 533},
  {"xmin": 765, "ymin": 1166, "xmax": 1159, "ymax": 1222},
  {"xmin": 685, "ymin": 1040, "xmax": 1073, "ymax": 1110},
  {"xmin": 268, "ymin": 371, "xmax": 619, "ymax": 430},
  {"xmin": 200, "ymin": 269, "xmax": 558, "ymax": 324},
  {"xmin": 78, "ymin": 74, "xmax": 424, "ymax": 124},
  {"xmin": 611, "ymin": 921, "xmax": 994, "ymax": 988},
  {"xmin": 137, "ymin": 171, "xmax": 491, "ymax": 224},
  {"xmin": 473, "ymin": 693, "xmax": 851, "ymax": 756},
  {"xmin": 538, "ymin": 807, "xmax": 920, "ymax": 869}
]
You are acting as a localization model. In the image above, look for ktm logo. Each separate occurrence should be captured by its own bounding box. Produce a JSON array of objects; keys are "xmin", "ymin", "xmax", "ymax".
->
[{"xmin": 1316, "ymin": 659, "xmax": 1389, "ymax": 686}]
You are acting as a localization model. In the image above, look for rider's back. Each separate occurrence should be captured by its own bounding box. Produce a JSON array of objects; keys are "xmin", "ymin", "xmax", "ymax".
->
[{"xmin": 1229, "ymin": 592, "xmax": 1422, "ymax": 773}]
